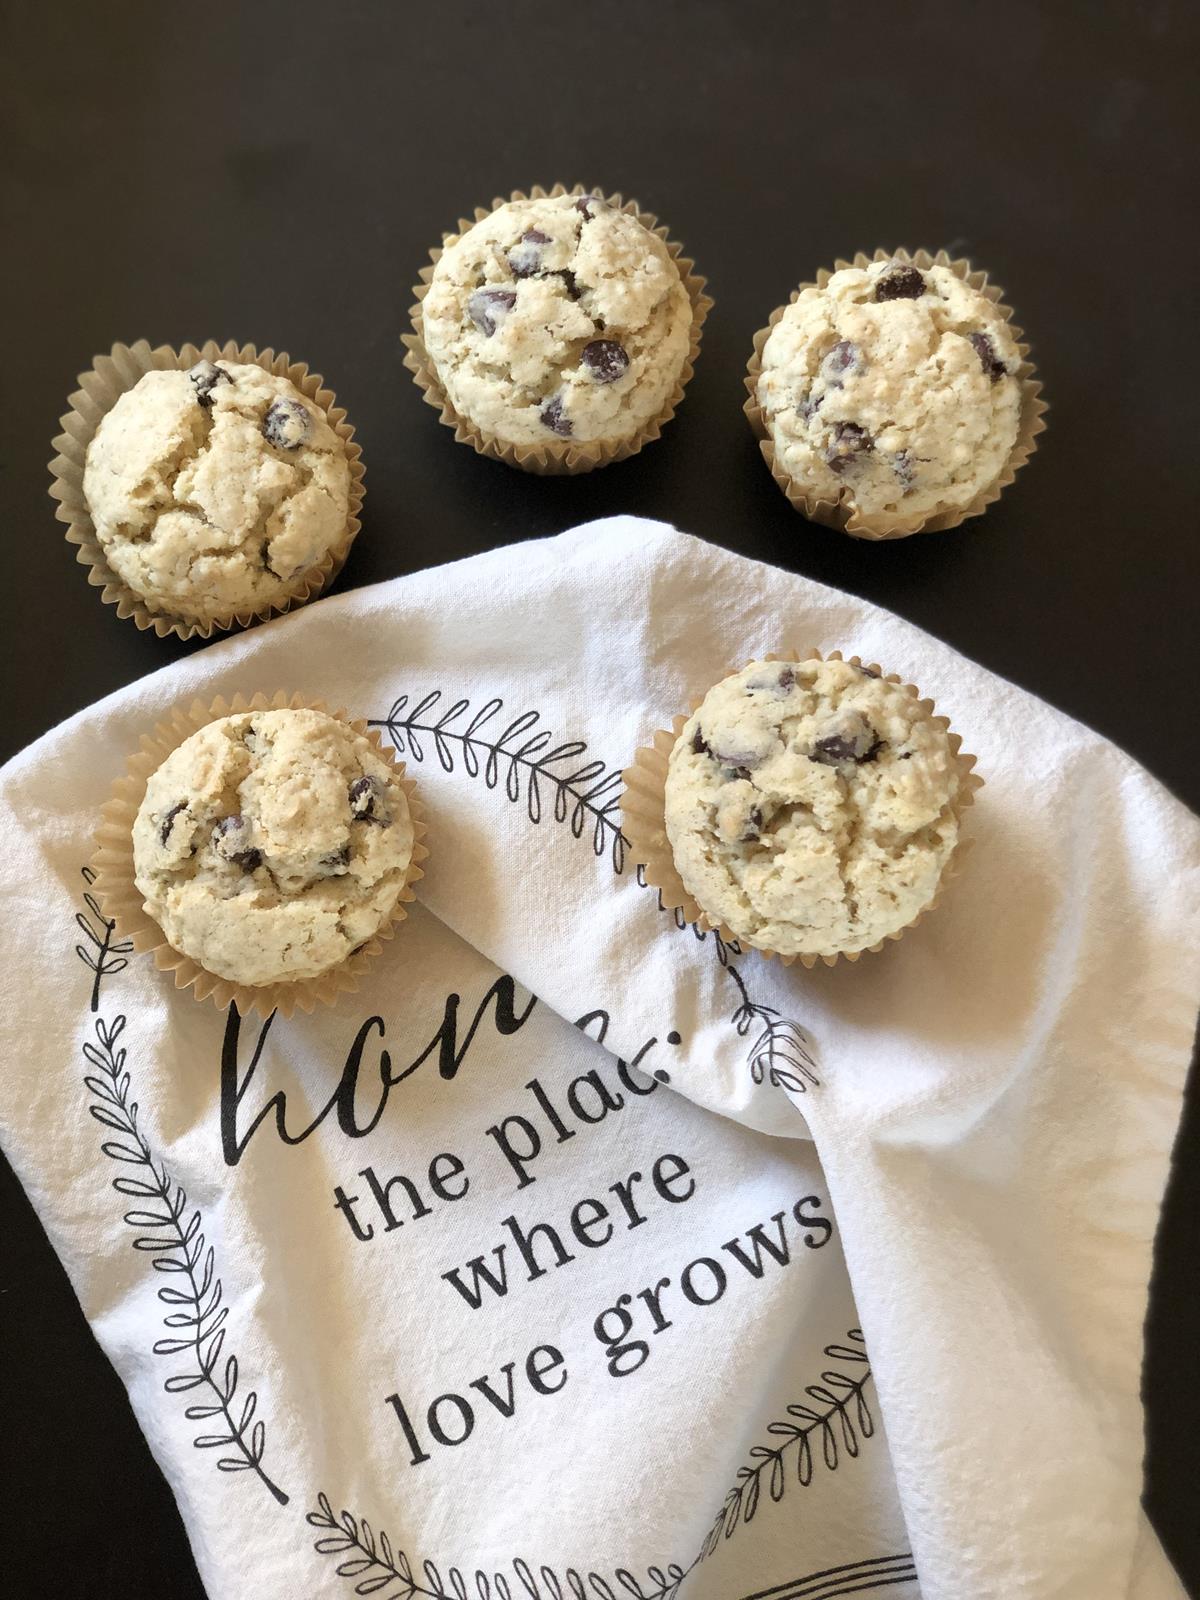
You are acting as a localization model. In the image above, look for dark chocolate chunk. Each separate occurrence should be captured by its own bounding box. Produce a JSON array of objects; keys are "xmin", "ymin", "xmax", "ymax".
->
[
  {"xmin": 715, "ymin": 751, "xmax": 761, "ymax": 773},
  {"xmin": 875, "ymin": 263, "xmax": 926, "ymax": 301},
  {"xmin": 349, "ymin": 774, "xmax": 390, "ymax": 824},
  {"xmin": 263, "ymin": 397, "xmax": 312, "ymax": 450},
  {"xmin": 741, "ymin": 806, "xmax": 764, "ymax": 843},
  {"xmin": 691, "ymin": 726, "xmax": 710, "ymax": 756},
  {"xmin": 212, "ymin": 814, "xmax": 261, "ymax": 870},
  {"xmin": 551, "ymin": 267, "xmax": 581, "ymax": 300},
  {"xmin": 188, "ymin": 359, "xmax": 232, "ymax": 408},
  {"xmin": 540, "ymin": 394, "xmax": 573, "ymax": 437},
  {"xmin": 796, "ymin": 390, "xmax": 823, "ymax": 422},
  {"xmin": 581, "ymin": 339, "xmax": 630, "ymax": 384},
  {"xmin": 825, "ymin": 421, "xmax": 873, "ymax": 473},
  {"xmin": 821, "ymin": 339, "xmax": 860, "ymax": 382},
  {"xmin": 508, "ymin": 228, "xmax": 551, "ymax": 278},
  {"xmin": 467, "ymin": 287, "xmax": 517, "ymax": 337},
  {"xmin": 319, "ymin": 844, "xmax": 351, "ymax": 872},
  {"xmin": 968, "ymin": 330, "xmax": 1008, "ymax": 382},
  {"xmin": 812, "ymin": 728, "xmax": 883, "ymax": 765},
  {"xmin": 778, "ymin": 667, "xmax": 795, "ymax": 690},
  {"xmin": 159, "ymin": 802, "xmax": 187, "ymax": 846},
  {"xmin": 575, "ymin": 194, "xmax": 606, "ymax": 219}
]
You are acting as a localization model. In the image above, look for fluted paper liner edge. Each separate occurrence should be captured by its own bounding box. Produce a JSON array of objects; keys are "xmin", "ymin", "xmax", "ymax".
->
[
  {"xmin": 620, "ymin": 649, "xmax": 983, "ymax": 968},
  {"xmin": 744, "ymin": 248, "xmax": 1048, "ymax": 540},
  {"xmin": 90, "ymin": 691, "xmax": 429, "ymax": 1019},
  {"xmin": 49, "ymin": 340, "xmax": 366, "ymax": 640},
  {"xmin": 403, "ymin": 183, "xmax": 713, "ymax": 476}
]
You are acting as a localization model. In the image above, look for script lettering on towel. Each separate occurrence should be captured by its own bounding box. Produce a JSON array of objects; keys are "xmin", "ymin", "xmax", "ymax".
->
[{"xmin": 220, "ymin": 976, "xmax": 537, "ymax": 1166}]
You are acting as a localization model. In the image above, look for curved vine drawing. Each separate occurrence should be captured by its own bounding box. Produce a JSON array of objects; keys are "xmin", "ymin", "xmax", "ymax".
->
[
  {"xmin": 374, "ymin": 692, "xmax": 627, "ymax": 871},
  {"xmin": 694, "ymin": 1331, "xmax": 872, "ymax": 1560},
  {"xmin": 726, "ymin": 962, "xmax": 820, "ymax": 1095},
  {"xmin": 74, "ymin": 872, "xmax": 288, "ymax": 1506},
  {"xmin": 76, "ymin": 864, "xmax": 133, "ymax": 1012},
  {"xmin": 306, "ymin": 1497, "xmax": 686, "ymax": 1600},
  {"xmin": 81, "ymin": 1011, "xmax": 288, "ymax": 1505},
  {"xmin": 370, "ymin": 690, "xmax": 820, "ymax": 1091}
]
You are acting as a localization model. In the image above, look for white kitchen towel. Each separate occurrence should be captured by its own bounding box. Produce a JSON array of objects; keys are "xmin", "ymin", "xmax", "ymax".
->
[{"xmin": 0, "ymin": 516, "xmax": 1196, "ymax": 1600}]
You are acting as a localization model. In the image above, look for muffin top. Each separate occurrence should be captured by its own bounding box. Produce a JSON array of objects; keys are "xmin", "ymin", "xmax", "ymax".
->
[
  {"xmin": 421, "ymin": 193, "xmax": 693, "ymax": 449},
  {"xmin": 133, "ymin": 709, "xmax": 414, "ymax": 987},
  {"xmin": 664, "ymin": 657, "xmax": 962, "ymax": 957},
  {"xmin": 756, "ymin": 260, "xmax": 1022, "ymax": 525},
  {"xmin": 84, "ymin": 362, "xmax": 351, "ymax": 622}
]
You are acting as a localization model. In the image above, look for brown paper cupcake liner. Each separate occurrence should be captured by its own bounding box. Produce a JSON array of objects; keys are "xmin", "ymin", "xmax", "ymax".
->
[
  {"xmin": 621, "ymin": 649, "xmax": 983, "ymax": 968},
  {"xmin": 403, "ymin": 182, "xmax": 713, "ymax": 476},
  {"xmin": 744, "ymin": 248, "xmax": 1048, "ymax": 540},
  {"xmin": 90, "ymin": 691, "xmax": 428, "ymax": 1020},
  {"xmin": 49, "ymin": 340, "xmax": 366, "ymax": 640}
]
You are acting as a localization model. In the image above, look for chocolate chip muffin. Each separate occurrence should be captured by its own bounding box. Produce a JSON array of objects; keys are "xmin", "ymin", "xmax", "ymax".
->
[
  {"xmin": 132, "ymin": 709, "xmax": 414, "ymax": 986},
  {"xmin": 83, "ymin": 362, "xmax": 351, "ymax": 623},
  {"xmin": 420, "ymin": 192, "xmax": 694, "ymax": 451},
  {"xmin": 663, "ymin": 657, "xmax": 965, "ymax": 958},
  {"xmin": 755, "ymin": 258, "xmax": 1023, "ymax": 528}
]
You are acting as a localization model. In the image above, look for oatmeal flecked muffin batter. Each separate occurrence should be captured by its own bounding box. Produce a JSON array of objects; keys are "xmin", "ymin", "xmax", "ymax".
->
[
  {"xmin": 664, "ymin": 657, "xmax": 962, "ymax": 957},
  {"xmin": 755, "ymin": 260, "xmax": 1022, "ymax": 523},
  {"xmin": 133, "ymin": 710, "xmax": 414, "ymax": 986},
  {"xmin": 421, "ymin": 193, "xmax": 693, "ymax": 449},
  {"xmin": 83, "ymin": 362, "xmax": 351, "ymax": 622}
]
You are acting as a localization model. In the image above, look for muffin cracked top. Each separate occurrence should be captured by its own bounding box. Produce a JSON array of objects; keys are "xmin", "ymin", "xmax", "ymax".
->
[
  {"xmin": 132, "ymin": 709, "xmax": 413, "ymax": 986},
  {"xmin": 421, "ymin": 194, "xmax": 693, "ymax": 449},
  {"xmin": 756, "ymin": 260, "xmax": 1022, "ymax": 524},
  {"xmin": 83, "ymin": 362, "xmax": 351, "ymax": 622},
  {"xmin": 664, "ymin": 657, "xmax": 963, "ymax": 957}
]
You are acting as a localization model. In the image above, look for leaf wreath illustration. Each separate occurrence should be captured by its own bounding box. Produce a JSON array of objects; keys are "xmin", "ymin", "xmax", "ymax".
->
[
  {"xmin": 74, "ymin": 878, "xmax": 289, "ymax": 1507},
  {"xmin": 76, "ymin": 864, "xmax": 133, "ymax": 1013},
  {"xmin": 306, "ymin": 1494, "xmax": 687, "ymax": 1600},
  {"xmin": 370, "ymin": 692, "xmax": 819, "ymax": 1090},
  {"xmin": 693, "ymin": 1329, "xmax": 872, "ymax": 1561},
  {"xmin": 306, "ymin": 1329, "xmax": 874, "ymax": 1596}
]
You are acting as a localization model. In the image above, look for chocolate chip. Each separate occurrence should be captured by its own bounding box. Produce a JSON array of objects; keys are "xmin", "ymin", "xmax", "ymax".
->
[
  {"xmin": 508, "ymin": 228, "xmax": 551, "ymax": 278},
  {"xmin": 821, "ymin": 340, "xmax": 860, "ymax": 382},
  {"xmin": 857, "ymin": 664, "xmax": 881, "ymax": 678},
  {"xmin": 778, "ymin": 667, "xmax": 795, "ymax": 690},
  {"xmin": 893, "ymin": 450, "xmax": 917, "ymax": 489},
  {"xmin": 581, "ymin": 340, "xmax": 630, "ymax": 384},
  {"xmin": 551, "ymin": 267, "xmax": 581, "ymax": 300},
  {"xmin": 188, "ymin": 359, "xmax": 232, "ymax": 408},
  {"xmin": 797, "ymin": 391, "xmax": 823, "ymax": 422},
  {"xmin": 691, "ymin": 726, "xmax": 710, "ymax": 756},
  {"xmin": 812, "ymin": 729, "xmax": 883, "ymax": 765},
  {"xmin": 319, "ymin": 844, "xmax": 351, "ymax": 872},
  {"xmin": 811, "ymin": 736, "xmax": 860, "ymax": 765},
  {"xmin": 263, "ymin": 397, "xmax": 311, "ymax": 450},
  {"xmin": 825, "ymin": 421, "xmax": 873, "ymax": 473},
  {"xmin": 715, "ymin": 752, "xmax": 761, "ymax": 773},
  {"xmin": 968, "ymin": 331, "xmax": 1008, "ymax": 382},
  {"xmin": 540, "ymin": 395, "xmax": 573, "ymax": 437},
  {"xmin": 212, "ymin": 814, "xmax": 261, "ymax": 870},
  {"xmin": 467, "ymin": 288, "xmax": 517, "ymax": 337},
  {"xmin": 575, "ymin": 194, "xmax": 606, "ymax": 219},
  {"xmin": 875, "ymin": 264, "xmax": 926, "ymax": 301},
  {"xmin": 159, "ymin": 802, "xmax": 187, "ymax": 846},
  {"xmin": 742, "ymin": 806, "xmax": 764, "ymax": 843},
  {"xmin": 349, "ymin": 774, "xmax": 390, "ymax": 824}
]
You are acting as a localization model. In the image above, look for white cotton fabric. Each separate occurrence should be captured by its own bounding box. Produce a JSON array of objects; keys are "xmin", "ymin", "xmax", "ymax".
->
[{"xmin": 0, "ymin": 517, "xmax": 1195, "ymax": 1600}]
